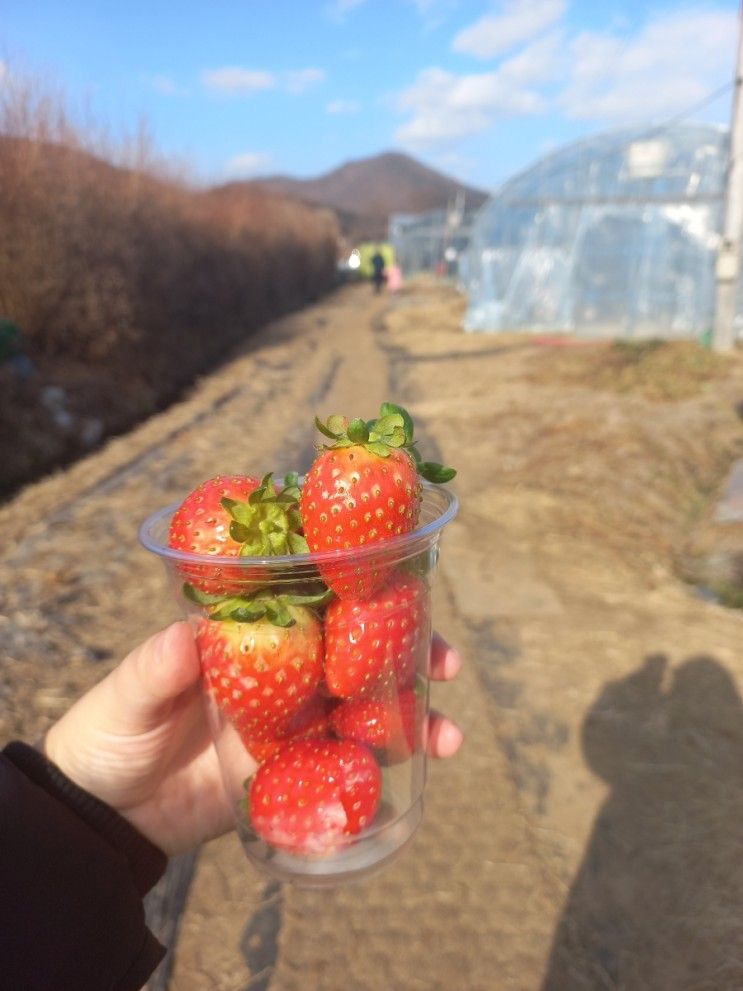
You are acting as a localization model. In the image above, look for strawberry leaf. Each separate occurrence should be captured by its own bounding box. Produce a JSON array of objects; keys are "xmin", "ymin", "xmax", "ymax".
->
[
  {"xmin": 210, "ymin": 598, "xmax": 268, "ymax": 622},
  {"xmin": 229, "ymin": 521, "xmax": 251, "ymax": 542},
  {"xmin": 240, "ymin": 535, "xmax": 269, "ymax": 555},
  {"xmin": 347, "ymin": 418, "xmax": 369, "ymax": 444},
  {"xmin": 183, "ymin": 582, "xmax": 231, "ymax": 606},
  {"xmin": 372, "ymin": 413, "xmax": 403, "ymax": 436},
  {"xmin": 366, "ymin": 441, "xmax": 391, "ymax": 457},
  {"xmin": 275, "ymin": 490, "xmax": 301, "ymax": 504},
  {"xmin": 315, "ymin": 415, "xmax": 340, "ymax": 439},
  {"xmin": 288, "ymin": 532, "xmax": 310, "ymax": 554},
  {"xmin": 222, "ymin": 501, "xmax": 250, "ymax": 526},
  {"xmin": 379, "ymin": 403, "xmax": 415, "ymax": 445},
  {"xmin": 370, "ymin": 415, "xmax": 406, "ymax": 449},
  {"xmin": 326, "ymin": 415, "xmax": 347, "ymax": 437},
  {"xmin": 282, "ymin": 588, "xmax": 334, "ymax": 607},
  {"xmin": 265, "ymin": 601, "xmax": 295, "ymax": 627},
  {"xmin": 266, "ymin": 531, "xmax": 285, "ymax": 554},
  {"xmin": 313, "ymin": 401, "xmax": 456, "ymax": 485},
  {"xmin": 418, "ymin": 461, "xmax": 456, "ymax": 483}
]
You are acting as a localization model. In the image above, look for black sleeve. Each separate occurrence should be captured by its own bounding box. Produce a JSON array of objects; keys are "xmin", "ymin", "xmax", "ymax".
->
[{"xmin": 0, "ymin": 742, "xmax": 168, "ymax": 991}]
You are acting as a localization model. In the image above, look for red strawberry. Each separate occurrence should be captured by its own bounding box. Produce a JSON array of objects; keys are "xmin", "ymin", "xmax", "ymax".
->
[
  {"xmin": 299, "ymin": 403, "xmax": 455, "ymax": 598},
  {"xmin": 323, "ymin": 571, "xmax": 429, "ymax": 698},
  {"xmin": 196, "ymin": 606, "xmax": 324, "ymax": 732},
  {"xmin": 169, "ymin": 472, "xmax": 307, "ymax": 595},
  {"xmin": 240, "ymin": 692, "xmax": 336, "ymax": 763},
  {"xmin": 248, "ymin": 738, "xmax": 381, "ymax": 855},
  {"xmin": 330, "ymin": 686, "xmax": 419, "ymax": 762}
]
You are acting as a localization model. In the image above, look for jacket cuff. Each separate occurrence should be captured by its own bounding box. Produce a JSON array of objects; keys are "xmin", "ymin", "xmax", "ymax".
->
[{"xmin": 3, "ymin": 741, "xmax": 167, "ymax": 897}]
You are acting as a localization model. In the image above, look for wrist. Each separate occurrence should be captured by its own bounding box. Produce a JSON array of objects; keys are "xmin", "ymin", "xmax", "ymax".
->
[
  {"xmin": 40, "ymin": 722, "xmax": 79, "ymax": 791},
  {"xmin": 3, "ymin": 742, "xmax": 168, "ymax": 887}
]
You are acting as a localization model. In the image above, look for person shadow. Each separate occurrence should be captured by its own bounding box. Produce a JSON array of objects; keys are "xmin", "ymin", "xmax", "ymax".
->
[{"xmin": 541, "ymin": 653, "xmax": 743, "ymax": 991}]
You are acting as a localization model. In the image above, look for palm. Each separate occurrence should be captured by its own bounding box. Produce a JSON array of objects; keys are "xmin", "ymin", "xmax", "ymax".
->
[
  {"xmin": 99, "ymin": 687, "xmax": 241, "ymax": 855},
  {"xmin": 45, "ymin": 625, "xmax": 245, "ymax": 855}
]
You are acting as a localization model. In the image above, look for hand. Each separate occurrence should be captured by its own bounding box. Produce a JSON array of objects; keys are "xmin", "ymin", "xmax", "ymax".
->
[{"xmin": 44, "ymin": 623, "xmax": 464, "ymax": 856}]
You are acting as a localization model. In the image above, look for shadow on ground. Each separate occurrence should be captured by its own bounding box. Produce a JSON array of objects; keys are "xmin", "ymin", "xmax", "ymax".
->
[{"xmin": 542, "ymin": 653, "xmax": 743, "ymax": 991}]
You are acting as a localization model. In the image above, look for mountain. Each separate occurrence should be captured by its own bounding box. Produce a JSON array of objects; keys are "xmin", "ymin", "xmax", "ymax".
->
[{"xmin": 223, "ymin": 151, "xmax": 489, "ymax": 242}]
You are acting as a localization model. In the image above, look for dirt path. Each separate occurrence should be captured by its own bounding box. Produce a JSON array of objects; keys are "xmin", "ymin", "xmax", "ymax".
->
[{"xmin": 2, "ymin": 280, "xmax": 743, "ymax": 990}]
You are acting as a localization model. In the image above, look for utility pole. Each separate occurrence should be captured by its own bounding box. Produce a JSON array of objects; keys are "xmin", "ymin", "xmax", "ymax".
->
[{"xmin": 713, "ymin": 0, "xmax": 743, "ymax": 351}]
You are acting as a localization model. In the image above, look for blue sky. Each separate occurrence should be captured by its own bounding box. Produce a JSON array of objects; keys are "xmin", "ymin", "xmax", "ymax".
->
[{"xmin": 1, "ymin": 1, "xmax": 739, "ymax": 191}]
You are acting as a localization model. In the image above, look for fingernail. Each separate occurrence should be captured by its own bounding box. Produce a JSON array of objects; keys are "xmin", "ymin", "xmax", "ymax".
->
[
  {"xmin": 440, "ymin": 720, "xmax": 464, "ymax": 754},
  {"xmin": 445, "ymin": 648, "xmax": 463, "ymax": 679}
]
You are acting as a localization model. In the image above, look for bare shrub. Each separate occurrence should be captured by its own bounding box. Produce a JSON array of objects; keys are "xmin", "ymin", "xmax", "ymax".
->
[{"xmin": 0, "ymin": 68, "xmax": 339, "ymax": 493}]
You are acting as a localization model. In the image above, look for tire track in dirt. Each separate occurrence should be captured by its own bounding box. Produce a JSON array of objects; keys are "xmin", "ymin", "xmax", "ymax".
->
[
  {"xmin": 16, "ymin": 280, "xmax": 741, "ymax": 989},
  {"xmin": 165, "ymin": 288, "xmax": 395, "ymax": 991}
]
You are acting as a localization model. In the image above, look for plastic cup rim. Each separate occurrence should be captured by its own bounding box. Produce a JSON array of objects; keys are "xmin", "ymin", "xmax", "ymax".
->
[{"xmin": 138, "ymin": 478, "xmax": 458, "ymax": 570}]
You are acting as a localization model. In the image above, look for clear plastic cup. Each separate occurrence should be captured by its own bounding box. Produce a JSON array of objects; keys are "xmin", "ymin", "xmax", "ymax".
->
[{"xmin": 139, "ymin": 479, "xmax": 457, "ymax": 885}]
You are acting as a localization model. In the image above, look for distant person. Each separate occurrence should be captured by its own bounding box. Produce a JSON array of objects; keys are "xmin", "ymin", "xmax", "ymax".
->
[
  {"xmin": 387, "ymin": 263, "xmax": 403, "ymax": 293},
  {"xmin": 371, "ymin": 249, "xmax": 386, "ymax": 293},
  {"xmin": 0, "ymin": 317, "xmax": 34, "ymax": 382}
]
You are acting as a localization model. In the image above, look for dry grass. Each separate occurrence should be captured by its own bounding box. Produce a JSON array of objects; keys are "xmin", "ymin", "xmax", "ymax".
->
[
  {"xmin": 0, "ymin": 68, "xmax": 339, "ymax": 497},
  {"xmin": 529, "ymin": 338, "xmax": 729, "ymax": 401},
  {"xmin": 385, "ymin": 282, "xmax": 743, "ymax": 584}
]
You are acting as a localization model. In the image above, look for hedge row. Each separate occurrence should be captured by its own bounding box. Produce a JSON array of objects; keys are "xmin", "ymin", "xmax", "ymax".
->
[{"xmin": 0, "ymin": 137, "xmax": 340, "ymax": 496}]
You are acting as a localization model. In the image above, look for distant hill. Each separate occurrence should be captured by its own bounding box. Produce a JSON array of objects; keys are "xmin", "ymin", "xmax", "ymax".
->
[{"xmin": 221, "ymin": 151, "xmax": 489, "ymax": 242}]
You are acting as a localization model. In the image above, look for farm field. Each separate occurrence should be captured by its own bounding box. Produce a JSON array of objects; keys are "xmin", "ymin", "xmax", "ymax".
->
[{"xmin": 2, "ymin": 278, "xmax": 743, "ymax": 991}]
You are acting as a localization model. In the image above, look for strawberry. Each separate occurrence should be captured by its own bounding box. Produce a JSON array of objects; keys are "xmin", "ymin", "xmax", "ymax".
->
[
  {"xmin": 299, "ymin": 402, "xmax": 455, "ymax": 598},
  {"xmin": 169, "ymin": 472, "xmax": 307, "ymax": 595},
  {"xmin": 323, "ymin": 571, "xmax": 429, "ymax": 698},
  {"xmin": 330, "ymin": 686, "xmax": 419, "ymax": 762},
  {"xmin": 195, "ymin": 603, "xmax": 324, "ymax": 733},
  {"xmin": 239, "ymin": 692, "xmax": 336, "ymax": 763},
  {"xmin": 248, "ymin": 738, "xmax": 381, "ymax": 855}
]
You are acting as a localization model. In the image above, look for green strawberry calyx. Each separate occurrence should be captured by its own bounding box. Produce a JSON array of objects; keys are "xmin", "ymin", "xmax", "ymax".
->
[
  {"xmin": 183, "ymin": 581, "xmax": 333, "ymax": 628},
  {"xmin": 314, "ymin": 402, "xmax": 456, "ymax": 484},
  {"xmin": 221, "ymin": 472, "xmax": 309, "ymax": 556}
]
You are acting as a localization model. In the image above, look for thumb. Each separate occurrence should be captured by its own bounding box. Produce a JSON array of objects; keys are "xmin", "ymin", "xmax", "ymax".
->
[
  {"xmin": 99, "ymin": 621, "xmax": 201, "ymax": 733},
  {"xmin": 44, "ymin": 622, "xmax": 201, "ymax": 781}
]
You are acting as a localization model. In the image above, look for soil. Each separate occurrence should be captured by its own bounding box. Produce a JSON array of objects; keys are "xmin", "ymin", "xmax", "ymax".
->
[{"xmin": 2, "ymin": 278, "xmax": 743, "ymax": 990}]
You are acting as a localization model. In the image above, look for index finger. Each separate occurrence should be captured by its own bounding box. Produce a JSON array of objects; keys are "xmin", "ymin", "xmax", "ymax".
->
[{"xmin": 429, "ymin": 632, "xmax": 462, "ymax": 681}]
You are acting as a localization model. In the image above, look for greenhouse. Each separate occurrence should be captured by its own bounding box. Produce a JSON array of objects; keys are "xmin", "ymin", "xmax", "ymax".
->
[
  {"xmin": 389, "ymin": 199, "xmax": 479, "ymax": 277},
  {"xmin": 462, "ymin": 123, "xmax": 731, "ymax": 339}
]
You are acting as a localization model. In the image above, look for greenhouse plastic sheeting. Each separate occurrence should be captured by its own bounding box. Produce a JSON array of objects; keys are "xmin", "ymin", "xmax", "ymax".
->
[{"xmin": 462, "ymin": 124, "xmax": 731, "ymax": 339}]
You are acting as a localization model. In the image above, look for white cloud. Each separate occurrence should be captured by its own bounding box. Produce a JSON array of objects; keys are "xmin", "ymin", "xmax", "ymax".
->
[
  {"xmin": 225, "ymin": 151, "xmax": 274, "ymax": 177},
  {"xmin": 409, "ymin": 0, "xmax": 459, "ymax": 31},
  {"xmin": 201, "ymin": 66, "xmax": 326, "ymax": 97},
  {"xmin": 395, "ymin": 4, "xmax": 736, "ymax": 152},
  {"xmin": 395, "ymin": 2, "xmax": 567, "ymax": 147},
  {"xmin": 285, "ymin": 68, "xmax": 326, "ymax": 93},
  {"xmin": 202, "ymin": 67, "xmax": 275, "ymax": 95},
  {"xmin": 498, "ymin": 30, "xmax": 565, "ymax": 87},
  {"xmin": 150, "ymin": 74, "xmax": 179, "ymax": 95},
  {"xmin": 326, "ymin": 98, "xmax": 360, "ymax": 114},
  {"xmin": 325, "ymin": 0, "xmax": 367, "ymax": 22},
  {"xmin": 453, "ymin": 0, "xmax": 566, "ymax": 59},
  {"xmin": 0, "ymin": 61, "xmax": 7, "ymax": 85},
  {"xmin": 395, "ymin": 64, "xmax": 545, "ymax": 146},
  {"xmin": 561, "ymin": 8, "xmax": 737, "ymax": 122}
]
